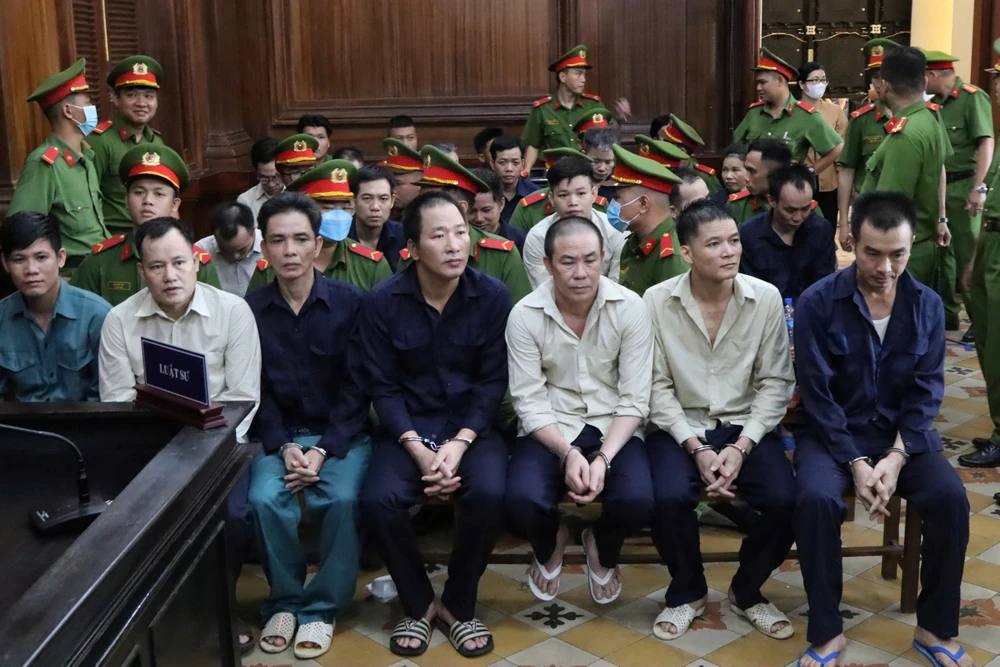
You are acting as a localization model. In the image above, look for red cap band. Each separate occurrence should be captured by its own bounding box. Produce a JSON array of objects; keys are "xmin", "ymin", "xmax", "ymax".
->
[
  {"xmin": 926, "ymin": 61, "xmax": 956, "ymax": 70},
  {"xmin": 115, "ymin": 70, "xmax": 159, "ymax": 88},
  {"xmin": 662, "ymin": 124, "xmax": 698, "ymax": 150},
  {"xmin": 421, "ymin": 165, "xmax": 480, "ymax": 195},
  {"xmin": 297, "ymin": 178, "xmax": 353, "ymax": 200},
  {"xmin": 610, "ymin": 163, "xmax": 674, "ymax": 195},
  {"xmin": 39, "ymin": 74, "xmax": 89, "ymax": 108},
  {"xmin": 384, "ymin": 154, "xmax": 423, "ymax": 172},
  {"xmin": 128, "ymin": 164, "xmax": 180, "ymax": 190},
  {"xmin": 757, "ymin": 57, "xmax": 795, "ymax": 81}
]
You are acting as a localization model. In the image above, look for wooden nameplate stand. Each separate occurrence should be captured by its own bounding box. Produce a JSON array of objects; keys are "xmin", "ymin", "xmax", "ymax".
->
[{"xmin": 134, "ymin": 384, "xmax": 228, "ymax": 430}]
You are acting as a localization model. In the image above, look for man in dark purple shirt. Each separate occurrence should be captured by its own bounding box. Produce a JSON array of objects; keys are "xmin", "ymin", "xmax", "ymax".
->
[
  {"xmin": 359, "ymin": 190, "xmax": 511, "ymax": 660},
  {"xmin": 793, "ymin": 192, "xmax": 970, "ymax": 667}
]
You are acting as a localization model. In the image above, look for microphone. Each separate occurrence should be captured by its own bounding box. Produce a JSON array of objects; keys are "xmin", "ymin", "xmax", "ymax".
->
[{"xmin": 0, "ymin": 422, "xmax": 111, "ymax": 533}]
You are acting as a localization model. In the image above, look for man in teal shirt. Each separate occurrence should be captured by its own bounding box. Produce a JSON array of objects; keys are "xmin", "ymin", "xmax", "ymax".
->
[{"xmin": 0, "ymin": 211, "xmax": 111, "ymax": 401}]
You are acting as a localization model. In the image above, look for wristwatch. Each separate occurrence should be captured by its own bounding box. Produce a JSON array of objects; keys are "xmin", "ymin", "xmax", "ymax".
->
[
  {"xmin": 938, "ymin": 216, "xmax": 949, "ymax": 224},
  {"xmin": 974, "ymin": 184, "xmax": 990, "ymax": 194}
]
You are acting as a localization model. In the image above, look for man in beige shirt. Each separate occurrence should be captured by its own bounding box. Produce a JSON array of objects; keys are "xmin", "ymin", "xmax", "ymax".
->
[
  {"xmin": 506, "ymin": 217, "xmax": 654, "ymax": 606},
  {"xmin": 642, "ymin": 200, "xmax": 797, "ymax": 642},
  {"xmin": 97, "ymin": 216, "xmax": 261, "ymax": 651},
  {"xmin": 522, "ymin": 158, "xmax": 625, "ymax": 289}
]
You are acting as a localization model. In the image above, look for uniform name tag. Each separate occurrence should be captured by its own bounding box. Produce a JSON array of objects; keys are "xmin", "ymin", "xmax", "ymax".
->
[
  {"xmin": 545, "ymin": 119, "xmax": 559, "ymax": 125},
  {"xmin": 107, "ymin": 281, "xmax": 131, "ymax": 291},
  {"xmin": 141, "ymin": 338, "xmax": 210, "ymax": 407},
  {"xmin": 864, "ymin": 136, "xmax": 885, "ymax": 145}
]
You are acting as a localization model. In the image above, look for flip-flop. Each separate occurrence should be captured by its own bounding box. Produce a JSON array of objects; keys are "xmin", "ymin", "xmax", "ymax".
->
[
  {"xmin": 798, "ymin": 648, "xmax": 839, "ymax": 666},
  {"xmin": 293, "ymin": 620, "xmax": 334, "ymax": 659},
  {"xmin": 437, "ymin": 617, "xmax": 494, "ymax": 658},
  {"xmin": 389, "ymin": 617, "xmax": 432, "ymax": 657},
  {"xmin": 259, "ymin": 612, "xmax": 296, "ymax": 654},
  {"xmin": 583, "ymin": 527, "xmax": 621, "ymax": 604},
  {"xmin": 912, "ymin": 639, "xmax": 968, "ymax": 667},
  {"xmin": 730, "ymin": 601, "xmax": 794, "ymax": 639},
  {"xmin": 237, "ymin": 617, "xmax": 254, "ymax": 656},
  {"xmin": 652, "ymin": 604, "xmax": 704, "ymax": 640},
  {"xmin": 527, "ymin": 555, "xmax": 561, "ymax": 601}
]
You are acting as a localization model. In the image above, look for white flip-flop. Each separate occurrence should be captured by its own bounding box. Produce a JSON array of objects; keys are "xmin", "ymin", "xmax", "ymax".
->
[
  {"xmin": 527, "ymin": 556, "xmax": 562, "ymax": 601},
  {"xmin": 730, "ymin": 601, "xmax": 794, "ymax": 639},
  {"xmin": 583, "ymin": 528, "xmax": 621, "ymax": 605},
  {"xmin": 653, "ymin": 604, "xmax": 705, "ymax": 640},
  {"xmin": 293, "ymin": 620, "xmax": 334, "ymax": 659},
  {"xmin": 259, "ymin": 612, "xmax": 296, "ymax": 654}
]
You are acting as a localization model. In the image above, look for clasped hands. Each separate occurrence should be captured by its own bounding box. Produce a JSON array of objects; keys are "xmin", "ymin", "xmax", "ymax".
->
[
  {"xmin": 282, "ymin": 445, "xmax": 326, "ymax": 493},
  {"xmin": 415, "ymin": 439, "xmax": 468, "ymax": 501},
  {"xmin": 852, "ymin": 451, "xmax": 906, "ymax": 521},
  {"xmin": 563, "ymin": 448, "xmax": 608, "ymax": 504},
  {"xmin": 686, "ymin": 436, "xmax": 753, "ymax": 499}
]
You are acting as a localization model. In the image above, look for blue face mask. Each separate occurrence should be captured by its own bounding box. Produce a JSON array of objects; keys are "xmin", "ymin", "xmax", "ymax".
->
[
  {"xmin": 606, "ymin": 196, "xmax": 641, "ymax": 232},
  {"xmin": 319, "ymin": 209, "xmax": 353, "ymax": 242},
  {"xmin": 69, "ymin": 104, "xmax": 99, "ymax": 136}
]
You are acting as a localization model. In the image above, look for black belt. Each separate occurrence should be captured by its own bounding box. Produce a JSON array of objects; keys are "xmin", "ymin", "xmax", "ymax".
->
[
  {"xmin": 984, "ymin": 217, "xmax": 1000, "ymax": 233},
  {"xmin": 64, "ymin": 255, "xmax": 85, "ymax": 269},
  {"xmin": 945, "ymin": 170, "xmax": 975, "ymax": 184}
]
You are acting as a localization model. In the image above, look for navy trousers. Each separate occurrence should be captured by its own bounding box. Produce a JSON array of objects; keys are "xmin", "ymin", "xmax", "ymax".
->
[
  {"xmin": 359, "ymin": 432, "xmax": 507, "ymax": 622},
  {"xmin": 225, "ymin": 468, "xmax": 253, "ymax": 584},
  {"xmin": 506, "ymin": 425, "xmax": 654, "ymax": 569},
  {"xmin": 794, "ymin": 435, "xmax": 970, "ymax": 644},
  {"xmin": 648, "ymin": 425, "xmax": 797, "ymax": 609}
]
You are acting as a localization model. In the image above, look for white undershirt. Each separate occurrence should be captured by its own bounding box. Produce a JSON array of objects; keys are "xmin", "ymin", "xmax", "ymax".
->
[{"xmin": 873, "ymin": 315, "xmax": 891, "ymax": 342}]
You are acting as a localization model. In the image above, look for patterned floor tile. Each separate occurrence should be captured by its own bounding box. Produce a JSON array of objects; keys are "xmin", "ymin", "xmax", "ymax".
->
[
  {"xmin": 886, "ymin": 657, "xmax": 926, "ymax": 667},
  {"xmin": 960, "ymin": 558, "xmax": 1000, "ymax": 592},
  {"xmin": 505, "ymin": 637, "xmax": 598, "ymax": 667},
  {"xmin": 899, "ymin": 640, "xmax": 996, "ymax": 667},
  {"xmin": 839, "ymin": 638, "xmax": 903, "ymax": 666},
  {"xmin": 313, "ymin": 634, "xmax": 403, "ymax": 667},
  {"xmin": 662, "ymin": 594, "xmax": 750, "ymax": 657},
  {"xmin": 789, "ymin": 601, "xmax": 872, "ymax": 632},
  {"xmin": 978, "ymin": 542, "xmax": 1000, "ymax": 565},
  {"xmin": 845, "ymin": 614, "xmax": 920, "ymax": 655},
  {"xmin": 476, "ymin": 568, "xmax": 545, "ymax": 615},
  {"xmin": 971, "ymin": 514, "xmax": 1000, "ymax": 541},
  {"xmin": 604, "ymin": 636, "xmax": 696, "ymax": 667},
  {"xmin": 518, "ymin": 598, "xmax": 592, "ymax": 636},
  {"xmin": 603, "ymin": 595, "xmax": 661, "ymax": 636},
  {"xmin": 485, "ymin": 616, "xmax": 550, "ymax": 658},
  {"xmin": 684, "ymin": 661, "xmax": 720, "ymax": 667},
  {"xmin": 956, "ymin": 594, "xmax": 1000, "ymax": 653},
  {"xmin": 411, "ymin": 642, "xmax": 499, "ymax": 667},
  {"xmin": 557, "ymin": 564, "xmax": 672, "ymax": 615},
  {"xmin": 702, "ymin": 616, "xmax": 807, "ymax": 667},
  {"xmin": 557, "ymin": 616, "xmax": 646, "ymax": 658},
  {"xmin": 841, "ymin": 577, "xmax": 901, "ymax": 613}
]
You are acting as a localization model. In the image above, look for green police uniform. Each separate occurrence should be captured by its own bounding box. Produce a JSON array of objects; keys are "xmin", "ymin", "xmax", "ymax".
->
[
  {"xmin": 88, "ymin": 56, "xmax": 166, "ymax": 231},
  {"xmin": 9, "ymin": 58, "xmax": 108, "ymax": 265},
  {"xmin": 72, "ymin": 144, "xmax": 221, "ymax": 305},
  {"xmin": 509, "ymin": 147, "xmax": 608, "ymax": 233},
  {"xmin": 633, "ymin": 134, "xmax": 720, "ymax": 195},
  {"xmin": 656, "ymin": 115, "xmax": 722, "ymax": 194},
  {"xmin": 838, "ymin": 101, "xmax": 892, "ymax": 192},
  {"xmin": 734, "ymin": 49, "xmax": 843, "ymax": 163},
  {"xmin": 247, "ymin": 241, "xmax": 392, "ymax": 294},
  {"xmin": 728, "ymin": 190, "xmax": 768, "ymax": 225},
  {"xmin": 861, "ymin": 101, "xmax": 950, "ymax": 290}
]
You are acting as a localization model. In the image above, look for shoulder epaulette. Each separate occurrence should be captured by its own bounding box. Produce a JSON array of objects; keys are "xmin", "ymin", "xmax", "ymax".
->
[
  {"xmin": 256, "ymin": 259, "xmax": 270, "ymax": 271},
  {"xmin": 92, "ymin": 119, "xmax": 114, "ymax": 135},
  {"xmin": 749, "ymin": 100, "xmax": 765, "ymax": 108},
  {"xmin": 40, "ymin": 146, "xmax": 60, "ymax": 165},
  {"xmin": 963, "ymin": 83, "xmax": 980, "ymax": 94},
  {"xmin": 796, "ymin": 101, "xmax": 817, "ymax": 114},
  {"xmin": 694, "ymin": 163, "xmax": 716, "ymax": 176},
  {"xmin": 151, "ymin": 127, "xmax": 161, "ymax": 136},
  {"xmin": 92, "ymin": 234, "xmax": 127, "ymax": 254},
  {"xmin": 521, "ymin": 190, "xmax": 548, "ymax": 207},
  {"xmin": 478, "ymin": 238, "xmax": 515, "ymax": 252},
  {"xmin": 659, "ymin": 235, "xmax": 674, "ymax": 258},
  {"xmin": 887, "ymin": 117, "xmax": 908, "ymax": 134},
  {"xmin": 595, "ymin": 195, "xmax": 608, "ymax": 206},
  {"xmin": 399, "ymin": 248, "xmax": 411, "ymax": 261},
  {"xmin": 729, "ymin": 189, "xmax": 751, "ymax": 202},
  {"xmin": 347, "ymin": 242, "xmax": 384, "ymax": 262},
  {"xmin": 532, "ymin": 96, "xmax": 553, "ymax": 108},
  {"xmin": 582, "ymin": 93, "xmax": 602, "ymax": 101},
  {"xmin": 926, "ymin": 101, "xmax": 941, "ymax": 112},
  {"xmin": 851, "ymin": 103, "xmax": 874, "ymax": 119},
  {"xmin": 192, "ymin": 244, "xmax": 212, "ymax": 265},
  {"xmin": 811, "ymin": 200, "xmax": 819, "ymax": 210}
]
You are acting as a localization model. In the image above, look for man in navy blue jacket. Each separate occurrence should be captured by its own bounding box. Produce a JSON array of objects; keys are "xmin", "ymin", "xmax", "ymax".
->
[{"xmin": 793, "ymin": 192, "xmax": 970, "ymax": 667}]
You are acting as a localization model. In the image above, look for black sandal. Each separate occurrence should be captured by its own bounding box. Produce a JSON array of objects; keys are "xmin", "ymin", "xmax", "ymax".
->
[
  {"xmin": 437, "ymin": 617, "xmax": 494, "ymax": 658},
  {"xmin": 389, "ymin": 617, "xmax": 432, "ymax": 657},
  {"xmin": 237, "ymin": 617, "xmax": 254, "ymax": 656}
]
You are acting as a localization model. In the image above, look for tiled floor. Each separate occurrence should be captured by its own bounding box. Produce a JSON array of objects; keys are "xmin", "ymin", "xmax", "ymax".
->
[{"xmin": 239, "ymin": 335, "xmax": 999, "ymax": 667}]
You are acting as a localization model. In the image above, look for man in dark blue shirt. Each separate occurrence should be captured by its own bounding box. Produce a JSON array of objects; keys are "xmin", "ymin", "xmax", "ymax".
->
[
  {"xmin": 348, "ymin": 165, "xmax": 407, "ymax": 271},
  {"xmin": 793, "ymin": 192, "xmax": 970, "ymax": 667},
  {"xmin": 246, "ymin": 192, "xmax": 371, "ymax": 660},
  {"xmin": 490, "ymin": 134, "xmax": 541, "ymax": 223},
  {"xmin": 739, "ymin": 164, "xmax": 837, "ymax": 302},
  {"xmin": 359, "ymin": 190, "xmax": 512, "ymax": 660},
  {"xmin": 470, "ymin": 168, "xmax": 527, "ymax": 252}
]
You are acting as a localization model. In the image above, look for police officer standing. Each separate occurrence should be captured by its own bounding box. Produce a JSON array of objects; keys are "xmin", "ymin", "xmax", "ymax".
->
[
  {"xmin": 8, "ymin": 59, "xmax": 108, "ymax": 275},
  {"xmin": 88, "ymin": 55, "xmax": 166, "ymax": 232}
]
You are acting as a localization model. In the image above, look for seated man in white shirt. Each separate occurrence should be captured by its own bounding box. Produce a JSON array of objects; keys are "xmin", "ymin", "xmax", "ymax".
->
[
  {"xmin": 238, "ymin": 138, "xmax": 284, "ymax": 223},
  {"xmin": 506, "ymin": 217, "xmax": 655, "ymax": 605},
  {"xmin": 522, "ymin": 158, "xmax": 626, "ymax": 289},
  {"xmin": 98, "ymin": 216, "xmax": 262, "ymax": 653},
  {"xmin": 196, "ymin": 201, "xmax": 263, "ymax": 297},
  {"xmin": 643, "ymin": 200, "xmax": 797, "ymax": 641}
]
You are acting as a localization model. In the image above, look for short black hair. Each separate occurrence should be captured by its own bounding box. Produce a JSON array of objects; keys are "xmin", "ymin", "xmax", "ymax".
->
[
  {"xmin": 250, "ymin": 137, "xmax": 280, "ymax": 169},
  {"xmin": 581, "ymin": 127, "xmax": 620, "ymax": 153},
  {"xmin": 767, "ymin": 164, "xmax": 816, "ymax": 201},
  {"xmin": 332, "ymin": 146, "xmax": 364, "ymax": 164},
  {"xmin": 402, "ymin": 190, "xmax": 463, "ymax": 244},
  {"xmin": 434, "ymin": 142, "xmax": 457, "ymax": 155},
  {"xmin": 296, "ymin": 114, "xmax": 332, "ymax": 136},
  {"xmin": 474, "ymin": 127, "xmax": 504, "ymax": 155},
  {"xmin": 489, "ymin": 133, "xmax": 524, "ymax": 161},
  {"xmin": 881, "ymin": 46, "xmax": 927, "ymax": 97},
  {"xmin": 544, "ymin": 216, "xmax": 604, "ymax": 260},
  {"xmin": 797, "ymin": 61, "xmax": 824, "ymax": 84},
  {"xmin": 676, "ymin": 200, "xmax": 735, "ymax": 246},
  {"xmin": 722, "ymin": 143, "xmax": 749, "ymax": 161},
  {"xmin": 257, "ymin": 191, "xmax": 321, "ymax": 238},
  {"xmin": 748, "ymin": 138, "xmax": 793, "ymax": 167},
  {"xmin": 649, "ymin": 114, "xmax": 671, "ymax": 138},
  {"xmin": 387, "ymin": 115, "xmax": 416, "ymax": 131},
  {"xmin": 356, "ymin": 165, "xmax": 394, "ymax": 194},
  {"xmin": 209, "ymin": 201, "xmax": 255, "ymax": 241},
  {"xmin": 439, "ymin": 186, "xmax": 475, "ymax": 211},
  {"xmin": 471, "ymin": 168, "xmax": 502, "ymax": 204},
  {"xmin": 1, "ymin": 211, "xmax": 62, "ymax": 258},
  {"xmin": 850, "ymin": 191, "xmax": 916, "ymax": 241},
  {"xmin": 547, "ymin": 157, "xmax": 594, "ymax": 189},
  {"xmin": 135, "ymin": 217, "xmax": 194, "ymax": 257},
  {"xmin": 668, "ymin": 167, "xmax": 705, "ymax": 210}
]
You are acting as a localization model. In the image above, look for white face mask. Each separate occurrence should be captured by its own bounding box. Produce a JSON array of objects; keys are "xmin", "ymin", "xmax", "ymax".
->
[
  {"xmin": 804, "ymin": 82, "xmax": 827, "ymax": 99},
  {"xmin": 923, "ymin": 91, "xmax": 935, "ymax": 102}
]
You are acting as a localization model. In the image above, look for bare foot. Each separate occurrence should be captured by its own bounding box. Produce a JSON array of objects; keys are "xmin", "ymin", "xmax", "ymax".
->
[
  {"xmin": 913, "ymin": 626, "xmax": 975, "ymax": 667},
  {"xmin": 527, "ymin": 525, "xmax": 568, "ymax": 597},
  {"xmin": 394, "ymin": 602, "xmax": 436, "ymax": 652},
  {"xmin": 582, "ymin": 527, "xmax": 620, "ymax": 601},
  {"xmin": 264, "ymin": 635, "xmax": 286, "ymax": 649},
  {"xmin": 655, "ymin": 596, "xmax": 706, "ymax": 636},
  {"xmin": 799, "ymin": 633, "xmax": 845, "ymax": 667},
  {"xmin": 438, "ymin": 604, "xmax": 490, "ymax": 652},
  {"xmin": 728, "ymin": 588, "xmax": 790, "ymax": 635}
]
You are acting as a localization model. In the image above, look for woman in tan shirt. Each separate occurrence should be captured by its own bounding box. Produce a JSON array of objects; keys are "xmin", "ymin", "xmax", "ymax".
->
[{"xmin": 799, "ymin": 62, "xmax": 848, "ymax": 230}]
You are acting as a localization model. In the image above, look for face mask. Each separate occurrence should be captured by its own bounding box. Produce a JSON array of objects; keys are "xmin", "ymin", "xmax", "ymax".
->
[
  {"xmin": 923, "ymin": 91, "xmax": 935, "ymax": 102},
  {"xmin": 804, "ymin": 82, "xmax": 827, "ymax": 99},
  {"xmin": 319, "ymin": 209, "xmax": 352, "ymax": 242},
  {"xmin": 69, "ymin": 104, "xmax": 99, "ymax": 136},
  {"xmin": 606, "ymin": 196, "xmax": 642, "ymax": 232}
]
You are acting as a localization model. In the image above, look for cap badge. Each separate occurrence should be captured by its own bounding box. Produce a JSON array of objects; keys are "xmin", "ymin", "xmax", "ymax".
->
[
  {"xmin": 872, "ymin": 45, "xmax": 884, "ymax": 56},
  {"xmin": 293, "ymin": 140, "xmax": 307, "ymax": 152},
  {"xmin": 141, "ymin": 151, "xmax": 161, "ymax": 166},
  {"xmin": 578, "ymin": 49, "xmax": 586, "ymax": 58},
  {"xmin": 592, "ymin": 112, "xmax": 604, "ymax": 123},
  {"xmin": 638, "ymin": 143, "xmax": 650, "ymax": 155},
  {"xmin": 133, "ymin": 63, "xmax": 148, "ymax": 75},
  {"xmin": 423, "ymin": 154, "xmax": 433, "ymax": 170},
  {"xmin": 387, "ymin": 144, "xmax": 399, "ymax": 156},
  {"xmin": 331, "ymin": 168, "xmax": 348, "ymax": 183}
]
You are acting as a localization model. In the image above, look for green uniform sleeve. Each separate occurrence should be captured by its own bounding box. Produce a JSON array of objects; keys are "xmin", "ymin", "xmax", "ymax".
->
[
  {"xmin": 733, "ymin": 111, "xmax": 752, "ymax": 143},
  {"xmin": 371, "ymin": 257, "xmax": 393, "ymax": 288},
  {"xmin": 197, "ymin": 260, "xmax": 223, "ymax": 288},
  {"xmin": 933, "ymin": 110, "xmax": 956, "ymax": 158},
  {"xmin": 873, "ymin": 135, "xmax": 922, "ymax": 196},
  {"xmin": 500, "ymin": 249, "xmax": 531, "ymax": 303},
  {"xmin": 70, "ymin": 254, "xmax": 102, "ymax": 294},
  {"xmin": 88, "ymin": 132, "xmax": 112, "ymax": 176},
  {"xmin": 805, "ymin": 114, "xmax": 844, "ymax": 156},
  {"xmin": 8, "ymin": 159, "xmax": 56, "ymax": 215},
  {"xmin": 521, "ymin": 106, "xmax": 545, "ymax": 149},
  {"xmin": 246, "ymin": 268, "xmax": 271, "ymax": 294},
  {"xmin": 838, "ymin": 116, "xmax": 864, "ymax": 169},
  {"xmin": 968, "ymin": 90, "xmax": 995, "ymax": 140},
  {"xmin": 509, "ymin": 203, "xmax": 533, "ymax": 232}
]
